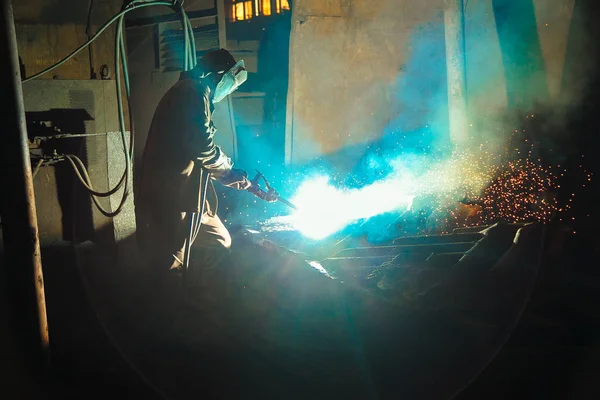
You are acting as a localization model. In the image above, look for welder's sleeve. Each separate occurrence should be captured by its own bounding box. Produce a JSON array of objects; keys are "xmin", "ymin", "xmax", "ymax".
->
[{"xmin": 185, "ymin": 85, "xmax": 233, "ymax": 178}]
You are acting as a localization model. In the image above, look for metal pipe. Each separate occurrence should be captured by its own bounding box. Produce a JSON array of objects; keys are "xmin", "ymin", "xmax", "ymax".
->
[
  {"xmin": 0, "ymin": 0, "xmax": 50, "ymax": 367},
  {"xmin": 33, "ymin": 130, "xmax": 131, "ymax": 141},
  {"xmin": 444, "ymin": 0, "xmax": 469, "ymax": 144}
]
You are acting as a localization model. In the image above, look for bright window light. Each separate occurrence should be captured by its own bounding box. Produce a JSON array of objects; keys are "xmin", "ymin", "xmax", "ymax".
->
[
  {"xmin": 244, "ymin": 1, "xmax": 253, "ymax": 19},
  {"xmin": 262, "ymin": 0, "xmax": 271, "ymax": 16},
  {"xmin": 235, "ymin": 2, "xmax": 245, "ymax": 20}
]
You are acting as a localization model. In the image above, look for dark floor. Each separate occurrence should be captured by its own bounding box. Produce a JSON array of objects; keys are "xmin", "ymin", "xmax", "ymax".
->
[{"xmin": 2, "ymin": 220, "xmax": 600, "ymax": 400}]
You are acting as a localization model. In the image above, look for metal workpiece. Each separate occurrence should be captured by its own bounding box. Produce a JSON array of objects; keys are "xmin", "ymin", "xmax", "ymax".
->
[{"xmin": 0, "ymin": 0, "xmax": 50, "ymax": 367}]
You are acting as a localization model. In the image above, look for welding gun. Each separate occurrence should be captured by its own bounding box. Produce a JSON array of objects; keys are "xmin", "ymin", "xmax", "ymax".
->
[{"xmin": 248, "ymin": 170, "xmax": 297, "ymax": 210}]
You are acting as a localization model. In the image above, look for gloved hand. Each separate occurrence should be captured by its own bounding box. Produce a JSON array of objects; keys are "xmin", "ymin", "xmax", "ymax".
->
[
  {"xmin": 248, "ymin": 186, "xmax": 279, "ymax": 202},
  {"xmin": 263, "ymin": 188, "xmax": 280, "ymax": 203},
  {"xmin": 218, "ymin": 168, "xmax": 252, "ymax": 190}
]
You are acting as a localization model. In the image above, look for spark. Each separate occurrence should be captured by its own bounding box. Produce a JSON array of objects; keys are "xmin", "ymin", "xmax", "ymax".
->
[{"xmin": 263, "ymin": 125, "xmax": 591, "ymax": 240}]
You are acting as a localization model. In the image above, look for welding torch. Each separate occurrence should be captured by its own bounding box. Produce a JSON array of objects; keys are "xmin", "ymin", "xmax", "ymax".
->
[{"xmin": 248, "ymin": 170, "xmax": 297, "ymax": 210}]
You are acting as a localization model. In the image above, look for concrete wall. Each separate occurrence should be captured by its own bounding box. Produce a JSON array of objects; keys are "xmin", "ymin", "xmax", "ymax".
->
[
  {"xmin": 15, "ymin": 0, "xmax": 121, "ymax": 81},
  {"xmin": 286, "ymin": 0, "xmax": 445, "ymax": 165},
  {"xmin": 285, "ymin": 0, "xmax": 576, "ymax": 166}
]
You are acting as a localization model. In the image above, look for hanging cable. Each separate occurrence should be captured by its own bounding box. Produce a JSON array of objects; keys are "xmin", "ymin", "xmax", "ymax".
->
[
  {"xmin": 108, "ymin": 13, "xmax": 132, "ymax": 218},
  {"xmin": 184, "ymin": 11, "xmax": 197, "ymax": 69},
  {"xmin": 24, "ymin": 0, "xmax": 197, "ymax": 218},
  {"xmin": 182, "ymin": 8, "xmax": 190, "ymax": 71},
  {"xmin": 65, "ymin": 154, "xmax": 116, "ymax": 197},
  {"xmin": 64, "ymin": 154, "xmax": 119, "ymax": 217},
  {"xmin": 86, "ymin": 0, "xmax": 97, "ymax": 79}
]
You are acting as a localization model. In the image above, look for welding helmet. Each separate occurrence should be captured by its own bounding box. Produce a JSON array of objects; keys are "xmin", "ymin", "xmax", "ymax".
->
[{"xmin": 212, "ymin": 60, "xmax": 247, "ymax": 103}]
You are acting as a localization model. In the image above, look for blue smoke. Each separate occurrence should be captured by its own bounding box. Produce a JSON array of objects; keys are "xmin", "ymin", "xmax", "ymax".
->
[{"xmin": 216, "ymin": 2, "xmax": 556, "ymax": 243}]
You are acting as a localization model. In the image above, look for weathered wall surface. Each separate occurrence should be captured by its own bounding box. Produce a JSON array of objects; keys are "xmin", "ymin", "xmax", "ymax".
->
[
  {"xmin": 14, "ymin": 0, "xmax": 122, "ymax": 81},
  {"xmin": 286, "ymin": 0, "xmax": 445, "ymax": 164},
  {"xmin": 286, "ymin": 0, "xmax": 576, "ymax": 165}
]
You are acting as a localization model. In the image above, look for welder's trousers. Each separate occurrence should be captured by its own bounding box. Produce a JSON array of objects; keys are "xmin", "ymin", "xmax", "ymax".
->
[
  {"xmin": 138, "ymin": 204, "xmax": 231, "ymax": 277},
  {"xmin": 171, "ymin": 210, "xmax": 232, "ymax": 271}
]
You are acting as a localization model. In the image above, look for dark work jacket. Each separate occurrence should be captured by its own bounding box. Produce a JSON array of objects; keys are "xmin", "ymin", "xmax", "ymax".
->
[{"xmin": 136, "ymin": 76, "xmax": 232, "ymax": 261}]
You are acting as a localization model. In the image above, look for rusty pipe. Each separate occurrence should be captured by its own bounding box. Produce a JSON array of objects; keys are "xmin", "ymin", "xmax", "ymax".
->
[{"xmin": 0, "ymin": 0, "xmax": 50, "ymax": 367}]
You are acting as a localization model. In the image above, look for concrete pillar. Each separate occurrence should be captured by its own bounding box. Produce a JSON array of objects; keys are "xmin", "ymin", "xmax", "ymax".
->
[{"xmin": 444, "ymin": 0, "xmax": 469, "ymax": 144}]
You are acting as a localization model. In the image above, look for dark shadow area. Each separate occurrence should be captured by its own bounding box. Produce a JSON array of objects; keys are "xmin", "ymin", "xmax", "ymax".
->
[
  {"xmin": 26, "ymin": 109, "xmax": 94, "ymax": 137},
  {"xmin": 39, "ymin": 239, "xmax": 161, "ymax": 400},
  {"xmin": 101, "ymin": 222, "xmax": 545, "ymax": 400},
  {"xmin": 14, "ymin": 1, "xmax": 93, "ymax": 25}
]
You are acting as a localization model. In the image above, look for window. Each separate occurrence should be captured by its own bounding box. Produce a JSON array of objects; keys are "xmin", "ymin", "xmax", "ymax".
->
[
  {"xmin": 229, "ymin": 0, "xmax": 291, "ymax": 22},
  {"xmin": 275, "ymin": 0, "xmax": 290, "ymax": 13},
  {"xmin": 232, "ymin": 0, "xmax": 252, "ymax": 21},
  {"xmin": 244, "ymin": 1, "xmax": 253, "ymax": 19},
  {"xmin": 262, "ymin": 0, "xmax": 271, "ymax": 16}
]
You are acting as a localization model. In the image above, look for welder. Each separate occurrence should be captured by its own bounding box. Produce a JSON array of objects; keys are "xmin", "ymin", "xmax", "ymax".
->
[{"xmin": 136, "ymin": 48, "xmax": 254, "ymax": 302}]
